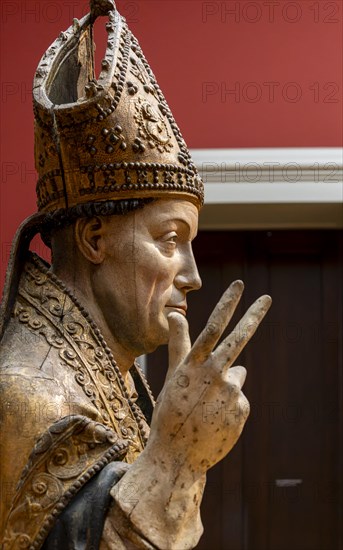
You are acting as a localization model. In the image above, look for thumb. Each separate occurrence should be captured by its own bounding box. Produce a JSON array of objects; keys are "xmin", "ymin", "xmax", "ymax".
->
[{"xmin": 166, "ymin": 312, "xmax": 191, "ymax": 380}]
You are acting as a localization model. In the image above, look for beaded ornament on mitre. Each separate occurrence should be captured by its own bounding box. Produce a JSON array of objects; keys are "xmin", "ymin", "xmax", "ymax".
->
[{"xmin": 33, "ymin": 0, "xmax": 204, "ymax": 214}]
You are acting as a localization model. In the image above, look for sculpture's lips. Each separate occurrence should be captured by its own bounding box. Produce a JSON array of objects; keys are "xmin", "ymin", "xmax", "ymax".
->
[{"xmin": 165, "ymin": 304, "xmax": 187, "ymax": 316}]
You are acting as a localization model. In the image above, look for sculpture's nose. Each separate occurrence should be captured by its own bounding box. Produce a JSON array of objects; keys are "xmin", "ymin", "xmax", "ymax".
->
[{"xmin": 174, "ymin": 244, "xmax": 202, "ymax": 293}]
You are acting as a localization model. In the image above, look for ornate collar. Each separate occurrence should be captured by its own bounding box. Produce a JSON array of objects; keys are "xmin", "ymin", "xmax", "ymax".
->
[{"xmin": 16, "ymin": 252, "xmax": 154, "ymax": 461}]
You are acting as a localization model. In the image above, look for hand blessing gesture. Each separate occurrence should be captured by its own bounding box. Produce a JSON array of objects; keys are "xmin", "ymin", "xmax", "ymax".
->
[{"xmin": 147, "ymin": 280, "xmax": 272, "ymax": 476}]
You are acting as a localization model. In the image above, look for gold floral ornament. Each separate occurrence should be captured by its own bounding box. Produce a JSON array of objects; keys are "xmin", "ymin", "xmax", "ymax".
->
[
  {"xmin": 134, "ymin": 98, "xmax": 173, "ymax": 153},
  {"xmin": 2, "ymin": 415, "xmax": 129, "ymax": 550}
]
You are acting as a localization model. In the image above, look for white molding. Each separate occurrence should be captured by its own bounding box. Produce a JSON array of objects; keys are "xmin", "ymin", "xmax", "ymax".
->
[
  {"xmin": 190, "ymin": 148, "xmax": 343, "ymax": 229},
  {"xmin": 191, "ymin": 147, "xmax": 343, "ymax": 167}
]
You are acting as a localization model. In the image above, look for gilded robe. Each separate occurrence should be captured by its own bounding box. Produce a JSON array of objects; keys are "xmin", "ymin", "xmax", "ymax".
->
[{"xmin": 0, "ymin": 252, "xmax": 154, "ymax": 548}]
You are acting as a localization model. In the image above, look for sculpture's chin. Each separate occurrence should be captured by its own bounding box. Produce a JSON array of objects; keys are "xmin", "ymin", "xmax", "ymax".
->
[{"xmin": 142, "ymin": 322, "xmax": 170, "ymax": 355}]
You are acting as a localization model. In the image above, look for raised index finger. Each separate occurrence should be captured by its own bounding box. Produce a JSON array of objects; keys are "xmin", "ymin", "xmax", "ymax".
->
[{"xmin": 189, "ymin": 280, "xmax": 244, "ymax": 363}]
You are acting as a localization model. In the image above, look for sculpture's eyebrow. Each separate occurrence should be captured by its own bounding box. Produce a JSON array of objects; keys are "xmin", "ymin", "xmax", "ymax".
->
[{"xmin": 156, "ymin": 216, "xmax": 198, "ymax": 239}]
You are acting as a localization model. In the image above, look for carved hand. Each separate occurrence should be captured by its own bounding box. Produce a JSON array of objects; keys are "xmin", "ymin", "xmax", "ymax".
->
[
  {"xmin": 110, "ymin": 282, "xmax": 271, "ymax": 549},
  {"xmin": 147, "ymin": 280, "xmax": 272, "ymax": 475}
]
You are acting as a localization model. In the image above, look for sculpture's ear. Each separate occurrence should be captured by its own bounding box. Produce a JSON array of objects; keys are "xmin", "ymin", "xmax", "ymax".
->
[{"xmin": 74, "ymin": 217, "xmax": 106, "ymax": 264}]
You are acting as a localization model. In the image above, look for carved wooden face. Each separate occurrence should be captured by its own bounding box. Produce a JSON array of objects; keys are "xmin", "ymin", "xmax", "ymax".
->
[{"xmin": 92, "ymin": 199, "xmax": 201, "ymax": 356}]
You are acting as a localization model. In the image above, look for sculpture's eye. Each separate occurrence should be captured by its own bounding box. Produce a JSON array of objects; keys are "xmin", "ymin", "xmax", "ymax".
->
[
  {"xmin": 166, "ymin": 233, "xmax": 177, "ymax": 245},
  {"xmin": 159, "ymin": 232, "xmax": 178, "ymax": 255}
]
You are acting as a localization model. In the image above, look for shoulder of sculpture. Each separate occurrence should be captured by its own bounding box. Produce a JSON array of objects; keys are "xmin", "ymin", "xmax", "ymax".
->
[
  {"xmin": 0, "ymin": 323, "xmax": 65, "ymax": 400},
  {"xmin": 0, "ymin": 310, "xmax": 60, "ymax": 372}
]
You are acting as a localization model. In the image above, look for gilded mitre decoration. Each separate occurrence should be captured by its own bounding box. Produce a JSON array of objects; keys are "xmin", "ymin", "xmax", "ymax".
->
[{"xmin": 33, "ymin": 0, "xmax": 204, "ymax": 213}]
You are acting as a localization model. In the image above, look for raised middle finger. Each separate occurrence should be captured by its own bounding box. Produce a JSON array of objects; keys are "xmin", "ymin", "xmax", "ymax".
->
[
  {"xmin": 189, "ymin": 280, "xmax": 244, "ymax": 363},
  {"xmin": 212, "ymin": 294, "xmax": 272, "ymax": 371}
]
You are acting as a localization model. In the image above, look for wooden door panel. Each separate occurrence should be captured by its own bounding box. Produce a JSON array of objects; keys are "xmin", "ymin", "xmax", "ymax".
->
[{"xmin": 147, "ymin": 230, "xmax": 342, "ymax": 550}]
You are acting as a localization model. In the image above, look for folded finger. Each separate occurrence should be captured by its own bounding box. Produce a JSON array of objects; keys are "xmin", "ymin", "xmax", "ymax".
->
[
  {"xmin": 227, "ymin": 365, "xmax": 247, "ymax": 388},
  {"xmin": 167, "ymin": 312, "xmax": 191, "ymax": 378}
]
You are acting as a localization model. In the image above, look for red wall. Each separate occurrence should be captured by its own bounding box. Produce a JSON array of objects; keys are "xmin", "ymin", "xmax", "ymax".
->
[{"xmin": 1, "ymin": 0, "xmax": 342, "ymax": 288}]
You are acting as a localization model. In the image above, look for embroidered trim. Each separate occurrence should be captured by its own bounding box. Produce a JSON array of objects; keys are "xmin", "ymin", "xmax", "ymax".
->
[{"xmin": 2, "ymin": 416, "xmax": 129, "ymax": 550}]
